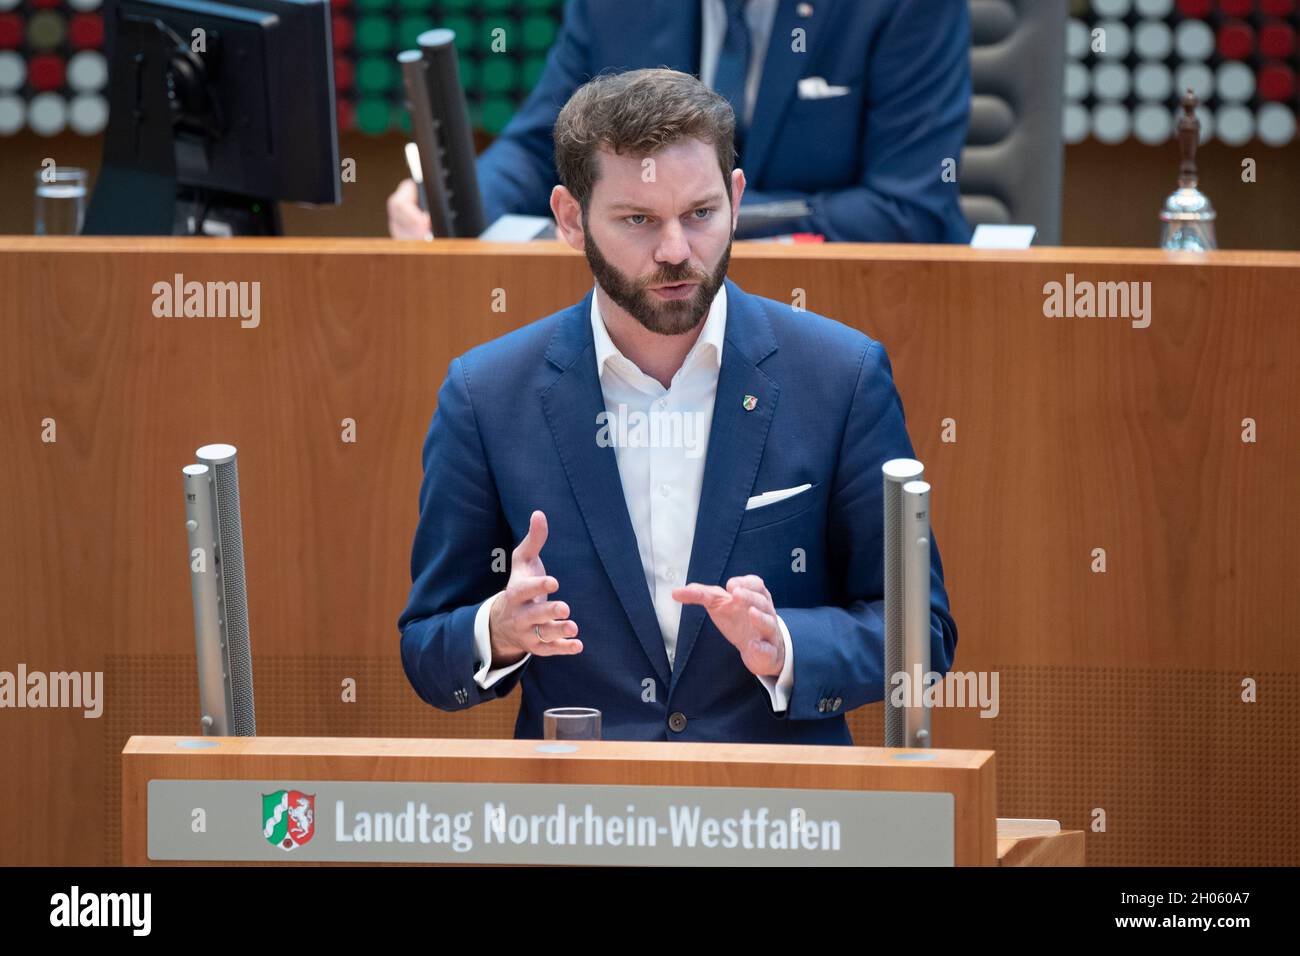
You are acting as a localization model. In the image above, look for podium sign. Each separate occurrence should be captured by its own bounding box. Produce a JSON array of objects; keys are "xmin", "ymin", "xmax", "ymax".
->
[{"xmin": 148, "ymin": 779, "xmax": 955, "ymax": 865}]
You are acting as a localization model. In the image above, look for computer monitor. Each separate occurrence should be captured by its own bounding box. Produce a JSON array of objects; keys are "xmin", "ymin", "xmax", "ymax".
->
[{"xmin": 83, "ymin": 0, "xmax": 340, "ymax": 236}]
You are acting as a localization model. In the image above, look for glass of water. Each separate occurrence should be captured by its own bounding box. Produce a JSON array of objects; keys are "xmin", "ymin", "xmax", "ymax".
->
[
  {"xmin": 34, "ymin": 167, "xmax": 88, "ymax": 235},
  {"xmin": 543, "ymin": 707, "xmax": 602, "ymax": 741}
]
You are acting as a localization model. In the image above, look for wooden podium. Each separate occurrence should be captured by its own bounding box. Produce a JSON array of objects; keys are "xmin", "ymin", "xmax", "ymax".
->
[{"xmin": 122, "ymin": 736, "xmax": 1081, "ymax": 866}]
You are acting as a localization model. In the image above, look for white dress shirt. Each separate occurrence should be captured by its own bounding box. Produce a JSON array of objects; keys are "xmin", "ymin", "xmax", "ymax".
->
[
  {"xmin": 471, "ymin": 283, "xmax": 795, "ymax": 712},
  {"xmin": 699, "ymin": 0, "xmax": 780, "ymax": 127}
]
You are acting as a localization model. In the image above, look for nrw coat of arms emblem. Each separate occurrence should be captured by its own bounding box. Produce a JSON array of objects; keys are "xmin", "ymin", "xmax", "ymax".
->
[{"xmin": 262, "ymin": 790, "xmax": 315, "ymax": 851}]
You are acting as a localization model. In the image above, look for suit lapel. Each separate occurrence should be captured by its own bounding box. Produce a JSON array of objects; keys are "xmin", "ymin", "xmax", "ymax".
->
[
  {"xmin": 669, "ymin": 280, "xmax": 779, "ymax": 692},
  {"xmin": 541, "ymin": 282, "xmax": 782, "ymax": 695},
  {"xmin": 541, "ymin": 293, "xmax": 673, "ymax": 689},
  {"xmin": 743, "ymin": 0, "xmax": 835, "ymax": 182}
]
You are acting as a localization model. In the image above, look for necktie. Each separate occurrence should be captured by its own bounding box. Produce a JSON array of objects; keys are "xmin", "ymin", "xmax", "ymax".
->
[{"xmin": 712, "ymin": 0, "xmax": 751, "ymax": 156}]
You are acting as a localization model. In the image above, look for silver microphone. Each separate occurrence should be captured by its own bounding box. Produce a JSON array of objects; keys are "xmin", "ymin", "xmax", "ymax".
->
[
  {"xmin": 901, "ymin": 479, "xmax": 932, "ymax": 749},
  {"xmin": 882, "ymin": 458, "xmax": 923, "ymax": 748},
  {"xmin": 183, "ymin": 443, "xmax": 256, "ymax": 736}
]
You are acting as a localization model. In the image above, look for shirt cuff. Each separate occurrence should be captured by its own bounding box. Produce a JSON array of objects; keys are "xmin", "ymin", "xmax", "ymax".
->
[
  {"xmin": 473, "ymin": 590, "xmax": 530, "ymax": 689},
  {"xmin": 756, "ymin": 614, "xmax": 795, "ymax": 712}
]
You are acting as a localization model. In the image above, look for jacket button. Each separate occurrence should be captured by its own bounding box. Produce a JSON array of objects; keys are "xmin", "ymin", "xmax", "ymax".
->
[
  {"xmin": 833, "ymin": 697, "xmax": 842, "ymax": 711},
  {"xmin": 818, "ymin": 699, "xmax": 827, "ymax": 712},
  {"xmin": 668, "ymin": 712, "xmax": 687, "ymax": 733}
]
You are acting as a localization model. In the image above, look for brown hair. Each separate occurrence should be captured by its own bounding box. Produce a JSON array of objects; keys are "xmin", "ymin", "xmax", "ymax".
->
[{"xmin": 553, "ymin": 67, "xmax": 736, "ymax": 210}]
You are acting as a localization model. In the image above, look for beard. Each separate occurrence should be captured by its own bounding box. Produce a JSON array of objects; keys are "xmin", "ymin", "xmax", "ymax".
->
[{"xmin": 584, "ymin": 221, "xmax": 732, "ymax": 337}]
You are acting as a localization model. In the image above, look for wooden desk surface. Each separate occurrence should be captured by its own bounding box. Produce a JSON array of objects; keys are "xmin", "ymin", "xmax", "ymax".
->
[
  {"xmin": 122, "ymin": 733, "xmax": 994, "ymax": 767},
  {"xmin": 998, "ymin": 823, "xmax": 1087, "ymax": 867},
  {"xmin": 4, "ymin": 234, "xmax": 1300, "ymax": 266}
]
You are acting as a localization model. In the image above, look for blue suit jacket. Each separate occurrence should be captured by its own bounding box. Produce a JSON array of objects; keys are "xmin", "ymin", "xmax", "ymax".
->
[
  {"xmin": 398, "ymin": 279, "xmax": 959, "ymax": 744},
  {"xmin": 476, "ymin": 0, "xmax": 971, "ymax": 243}
]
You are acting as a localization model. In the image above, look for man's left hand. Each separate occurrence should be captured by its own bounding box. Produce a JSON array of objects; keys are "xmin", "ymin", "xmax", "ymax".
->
[{"xmin": 673, "ymin": 575, "xmax": 784, "ymax": 678}]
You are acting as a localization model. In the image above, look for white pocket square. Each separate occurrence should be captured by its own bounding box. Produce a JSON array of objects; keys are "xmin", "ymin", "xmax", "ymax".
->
[
  {"xmin": 745, "ymin": 483, "xmax": 813, "ymax": 511},
  {"xmin": 797, "ymin": 77, "xmax": 850, "ymax": 99}
]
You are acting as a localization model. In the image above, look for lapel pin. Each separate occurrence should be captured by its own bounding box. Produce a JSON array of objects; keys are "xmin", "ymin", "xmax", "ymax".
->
[
  {"xmin": 796, "ymin": 2, "xmax": 814, "ymax": 17},
  {"xmin": 742, "ymin": 394, "xmax": 758, "ymax": 411}
]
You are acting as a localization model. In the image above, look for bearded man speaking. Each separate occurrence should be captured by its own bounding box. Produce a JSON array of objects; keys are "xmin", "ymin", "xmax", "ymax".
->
[{"xmin": 398, "ymin": 68, "xmax": 957, "ymax": 743}]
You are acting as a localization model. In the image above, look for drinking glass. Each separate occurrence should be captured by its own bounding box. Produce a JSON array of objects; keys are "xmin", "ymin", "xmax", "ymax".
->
[
  {"xmin": 543, "ymin": 707, "xmax": 601, "ymax": 740},
  {"xmin": 34, "ymin": 167, "xmax": 87, "ymax": 235}
]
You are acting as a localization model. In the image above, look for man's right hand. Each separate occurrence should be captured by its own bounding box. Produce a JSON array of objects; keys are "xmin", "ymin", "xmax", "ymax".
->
[
  {"xmin": 386, "ymin": 178, "xmax": 433, "ymax": 240},
  {"xmin": 489, "ymin": 510, "xmax": 583, "ymax": 667}
]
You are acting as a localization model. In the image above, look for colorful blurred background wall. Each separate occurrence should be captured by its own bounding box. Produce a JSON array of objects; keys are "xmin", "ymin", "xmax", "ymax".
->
[{"xmin": 0, "ymin": 0, "xmax": 1296, "ymax": 245}]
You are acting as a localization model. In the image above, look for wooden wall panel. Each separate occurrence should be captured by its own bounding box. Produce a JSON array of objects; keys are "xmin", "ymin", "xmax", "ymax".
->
[{"xmin": 1, "ymin": 239, "xmax": 1296, "ymax": 865}]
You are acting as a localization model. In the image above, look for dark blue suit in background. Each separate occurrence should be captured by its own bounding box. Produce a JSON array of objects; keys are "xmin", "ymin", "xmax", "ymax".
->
[
  {"xmin": 398, "ymin": 280, "xmax": 959, "ymax": 743},
  {"xmin": 477, "ymin": 0, "xmax": 972, "ymax": 243}
]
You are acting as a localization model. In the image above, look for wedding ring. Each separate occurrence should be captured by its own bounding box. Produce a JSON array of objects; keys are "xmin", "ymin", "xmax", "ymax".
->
[{"xmin": 535, "ymin": 624, "xmax": 551, "ymax": 644}]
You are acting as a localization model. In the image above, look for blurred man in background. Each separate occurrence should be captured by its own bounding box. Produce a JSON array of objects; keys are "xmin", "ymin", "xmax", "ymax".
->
[{"xmin": 389, "ymin": 0, "xmax": 972, "ymax": 243}]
